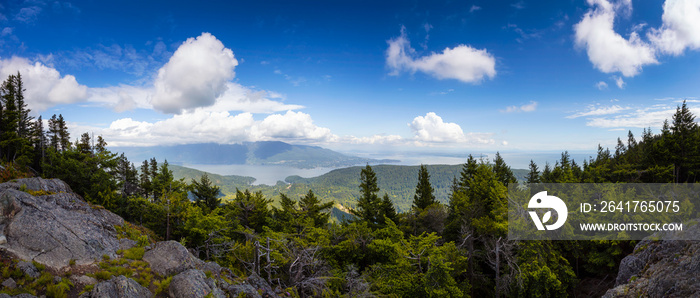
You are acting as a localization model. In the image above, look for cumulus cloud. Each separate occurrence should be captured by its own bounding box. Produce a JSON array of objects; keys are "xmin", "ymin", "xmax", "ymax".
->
[
  {"xmin": 250, "ymin": 111, "xmax": 337, "ymax": 142},
  {"xmin": 501, "ymin": 101, "xmax": 538, "ymax": 113},
  {"xmin": 152, "ymin": 32, "xmax": 238, "ymax": 114},
  {"xmin": 386, "ymin": 27, "xmax": 496, "ymax": 83},
  {"xmin": 648, "ymin": 0, "xmax": 700, "ymax": 55},
  {"xmin": 574, "ymin": 0, "xmax": 657, "ymax": 77},
  {"xmin": 0, "ymin": 56, "xmax": 88, "ymax": 111},
  {"xmin": 76, "ymin": 110, "xmax": 337, "ymax": 147},
  {"xmin": 409, "ymin": 112, "xmax": 494, "ymax": 144}
]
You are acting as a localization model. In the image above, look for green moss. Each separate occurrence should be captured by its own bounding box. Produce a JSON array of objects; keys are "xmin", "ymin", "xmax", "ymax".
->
[
  {"xmin": 68, "ymin": 259, "xmax": 76, "ymax": 266},
  {"xmin": 32, "ymin": 260, "xmax": 45, "ymax": 272},
  {"xmin": 123, "ymin": 247, "xmax": 145, "ymax": 260}
]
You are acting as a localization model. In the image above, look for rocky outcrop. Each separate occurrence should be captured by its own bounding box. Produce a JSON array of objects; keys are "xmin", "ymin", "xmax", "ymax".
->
[
  {"xmin": 604, "ymin": 222, "xmax": 700, "ymax": 297},
  {"xmin": 0, "ymin": 178, "xmax": 123, "ymax": 270},
  {"xmin": 169, "ymin": 269, "xmax": 226, "ymax": 298},
  {"xmin": 143, "ymin": 240, "xmax": 204, "ymax": 277},
  {"xmin": 0, "ymin": 178, "xmax": 283, "ymax": 297},
  {"xmin": 80, "ymin": 275, "xmax": 151, "ymax": 298}
]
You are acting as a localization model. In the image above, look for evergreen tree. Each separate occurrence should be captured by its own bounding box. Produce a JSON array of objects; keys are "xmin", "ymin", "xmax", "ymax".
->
[
  {"xmin": 192, "ymin": 173, "xmax": 222, "ymax": 213},
  {"xmin": 298, "ymin": 190, "xmax": 333, "ymax": 227},
  {"xmin": 670, "ymin": 100, "xmax": 699, "ymax": 182},
  {"xmin": 526, "ymin": 160, "xmax": 540, "ymax": 184},
  {"xmin": 57, "ymin": 114, "xmax": 70, "ymax": 151},
  {"xmin": 413, "ymin": 164, "xmax": 437, "ymax": 210},
  {"xmin": 352, "ymin": 164, "xmax": 395, "ymax": 227},
  {"xmin": 492, "ymin": 152, "xmax": 516, "ymax": 187}
]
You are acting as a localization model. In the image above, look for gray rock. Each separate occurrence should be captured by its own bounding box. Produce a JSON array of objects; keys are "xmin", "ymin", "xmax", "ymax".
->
[
  {"xmin": 2, "ymin": 278, "xmax": 16, "ymax": 289},
  {"xmin": 224, "ymin": 282, "xmax": 262, "ymax": 298},
  {"xmin": 169, "ymin": 269, "xmax": 225, "ymax": 298},
  {"xmin": 142, "ymin": 240, "xmax": 203, "ymax": 277},
  {"xmin": 0, "ymin": 178, "xmax": 123, "ymax": 270},
  {"xmin": 119, "ymin": 238, "xmax": 137, "ymax": 251},
  {"xmin": 70, "ymin": 275, "xmax": 98, "ymax": 287},
  {"xmin": 605, "ymin": 221, "xmax": 700, "ymax": 297},
  {"xmin": 83, "ymin": 275, "xmax": 151, "ymax": 298},
  {"xmin": 614, "ymin": 255, "xmax": 644, "ymax": 286},
  {"xmin": 17, "ymin": 261, "xmax": 40, "ymax": 278},
  {"xmin": 247, "ymin": 273, "xmax": 276, "ymax": 296},
  {"xmin": 201, "ymin": 261, "xmax": 223, "ymax": 276},
  {"xmin": 0, "ymin": 294, "xmax": 37, "ymax": 298}
]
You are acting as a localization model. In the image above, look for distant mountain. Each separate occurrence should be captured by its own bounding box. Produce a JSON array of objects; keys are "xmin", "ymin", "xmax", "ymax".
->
[{"xmin": 113, "ymin": 141, "xmax": 398, "ymax": 169}]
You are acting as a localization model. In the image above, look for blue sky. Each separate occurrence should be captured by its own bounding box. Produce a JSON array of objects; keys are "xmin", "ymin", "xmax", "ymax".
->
[{"xmin": 1, "ymin": 0, "xmax": 699, "ymax": 167}]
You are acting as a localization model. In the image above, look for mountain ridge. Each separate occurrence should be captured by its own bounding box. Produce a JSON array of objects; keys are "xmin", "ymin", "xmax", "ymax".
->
[{"xmin": 113, "ymin": 141, "xmax": 398, "ymax": 169}]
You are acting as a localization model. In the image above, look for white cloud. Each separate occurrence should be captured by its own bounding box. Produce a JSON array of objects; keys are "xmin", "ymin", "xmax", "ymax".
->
[
  {"xmin": 585, "ymin": 106, "xmax": 684, "ymax": 128},
  {"xmin": 566, "ymin": 104, "xmax": 629, "ymax": 118},
  {"xmin": 596, "ymin": 81, "xmax": 609, "ymax": 90},
  {"xmin": 648, "ymin": 0, "xmax": 700, "ymax": 55},
  {"xmin": 346, "ymin": 134, "xmax": 404, "ymax": 145},
  {"xmin": 409, "ymin": 112, "xmax": 494, "ymax": 145},
  {"xmin": 0, "ymin": 56, "xmax": 88, "ymax": 112},
  {"xmin": 574, "ymin": 0, "xmax": 657, "ymax": 77},
  {"xmin": 501, "ymin": 101, "xmax": 538, "ymax": 113},
  {"xmin": 250, "ymin": 111, "xmax": 337, "ymax": 142},
  {"xmin": 79, "ymin": 110, "xmax": 337, "ymax": 147},
  {"xmin": 470, "ymin": 5, "xmax": 481, "ymax": 12},
  {"xmin": 614, "ymin": 76, "xmax": 625, "ymax": 89},
  {"xmin": 14, "ymin": 6, "xmax": 42, "ymax": 23},
  {"xmin": 386, "ymin": 27, "xmax": 496, "ymax": 83},
  {"xmin": 152, "ymin": 32, "xmax": 238, "ymax": 114}
]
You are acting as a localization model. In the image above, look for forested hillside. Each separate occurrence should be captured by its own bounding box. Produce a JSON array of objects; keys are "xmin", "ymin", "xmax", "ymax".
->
[
  {"xmin": 171, "ymin": 164, "xmax": 528, "ymax": 213},
  {"xmin": 2, "ymin": 72, "xmax": 698, "ymax": 297}
]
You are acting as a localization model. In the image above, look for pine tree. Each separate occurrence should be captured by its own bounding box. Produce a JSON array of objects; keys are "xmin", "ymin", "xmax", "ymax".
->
[
  {"xmin": 352, "ymin": 164, "xmax": 381, "ymax": 225},
  {"xmin": 192, "ymin": 173, "xmax": 222, "ymax": 213},
  {"xmin": 493, "ymin": 152, "xmax": 516, "ymax": 187},
  {"xmin": 298, "ymin": 190, "xmax": 333, "ymax": 227},
  {"xmin": 526, "ymin": 160, "xmax": 540, "ymax": 184},
  {"xmin": 413, "ymin": 164, "xmax": 437, "ymax": 210},
  {"xmin": 140, "ymin": 159, "xmax": 152, "ymax": 198},
  {"xmin": 57, "ymin": 114, "xmax": 70, "ymax": 151}
]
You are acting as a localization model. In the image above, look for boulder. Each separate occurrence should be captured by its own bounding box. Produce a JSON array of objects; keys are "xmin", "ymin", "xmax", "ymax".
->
[
  {"xmin": 169, "ymin": 269, "xmax": 226, "ymax": 298},
  {"xmin": 81, "ymin": 275, "xmax": 151, "ymax": 298},
  {"xmin": 1, "ymin": 278, "xmax": 16, "ymax": 289},
  {"xmin": 143, "ymin": 240, "xmax": 203, "ymax": 277},
  {"xmin": 16, "ymin": 261, "xmax": 39, "ymax": 278},
  {"xmin": 70, "ymin": 275, "xmax": 98, "ymax": 288},
  {"xmin": 224, "ymin": 282, "xmax": 262, "ymax": 298},
  {"xmin": 0, "ymin": 178, "xmax": 123, "ymax": 270},
  {"xmin": 604, "ymin": 222, "xmax": 700, "ymax": 297}
]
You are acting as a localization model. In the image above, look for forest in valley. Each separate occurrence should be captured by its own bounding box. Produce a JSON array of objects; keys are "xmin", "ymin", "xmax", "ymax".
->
[{"xmin": 2, "ymin": 72, "xmax": 699, "ymax": 297}]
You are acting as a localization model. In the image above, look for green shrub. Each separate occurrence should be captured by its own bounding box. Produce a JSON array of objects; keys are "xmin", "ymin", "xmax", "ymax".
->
[
  {"xmin": 46, "ymin": 278, "xmax": 72, "ymax": 298},
  {"xmin": 94, "ymin": 270, "xmax": 112, "ymax": 280},
  {"xmin": 154, "ymin": 276, "xmax": 172, "ymax": 295},
  {"xmin": 124, "ymin": 247, "xmax": 145, "ymax": 260}
]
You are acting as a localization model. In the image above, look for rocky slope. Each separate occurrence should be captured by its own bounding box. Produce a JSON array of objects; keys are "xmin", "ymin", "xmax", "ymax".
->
[
  {"xmin": 603, "ymin": 221, "xmax": 700, "ymax": 297},
  {"xmin": 0, "ymin": 178, "xmax": 281, "ymax": 298}
]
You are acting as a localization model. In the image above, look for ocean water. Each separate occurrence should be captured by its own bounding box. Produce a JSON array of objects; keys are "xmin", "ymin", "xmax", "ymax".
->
[
  {"xmin": 183, "ymin": 151, "xmax": 595, "ymax": 186},
  {"xmin": 183, "ymin": 164, "xmax": 340, "ymax": 186}
]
